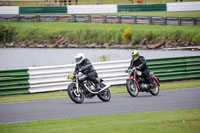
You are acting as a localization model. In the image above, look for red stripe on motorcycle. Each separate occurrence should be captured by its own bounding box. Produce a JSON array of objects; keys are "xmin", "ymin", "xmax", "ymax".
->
[
  {"xmin": 134, "ymin": 79, "xmax": 140, "ymax": 92},
  {"xmin": 152, "ymin": 76, "xmax": 160, "ymax": 86}
]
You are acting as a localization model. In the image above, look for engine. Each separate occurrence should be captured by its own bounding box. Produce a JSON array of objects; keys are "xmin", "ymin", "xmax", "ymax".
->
[
  {"xmin": 140, "ymin": 83, "xmax": 150, "ymax": 90},
  {"xmin": 137, "ymin": 77, "xmax": 145, "ymax": 83},
  {"xmin": 83, "ymin": 81, "xmax": 96, "ymax": 98}
]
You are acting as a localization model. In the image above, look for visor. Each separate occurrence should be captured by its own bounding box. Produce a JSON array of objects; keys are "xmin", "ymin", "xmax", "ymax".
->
[
  {"xmin": 76, "ymin": 57, "xmax": 82, "ymax": 63},
  {"xmin": 132, "ymin": 55, "xmax": 137, "ymax": 58}
]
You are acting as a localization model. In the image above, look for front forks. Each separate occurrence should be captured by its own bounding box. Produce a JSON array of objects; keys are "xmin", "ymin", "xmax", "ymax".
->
[{"xmin": 73, "ymin": 76, "xmax": 80, "ymax": 96}]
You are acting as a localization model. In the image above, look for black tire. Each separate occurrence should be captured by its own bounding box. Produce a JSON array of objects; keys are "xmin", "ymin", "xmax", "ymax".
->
[
  {"xmin": 97, "ymin": 86, "xmax": 111, "ymax": 102},
  {"xmin": 126, "ymin": 80, "xmax": 139, "ymax": 97},
  {"xmin": 67, "ymin": 83, "xmax": 84, "ymax": 104},
  {"xmin": 150, "ymin": 78, "xmax": 159, "ymax": 96}
]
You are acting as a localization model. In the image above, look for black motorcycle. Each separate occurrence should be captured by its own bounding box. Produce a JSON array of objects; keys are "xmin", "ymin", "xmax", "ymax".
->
[{"xmin": 67, "ymin": 73, "xmax": 111, "ymax": 104}]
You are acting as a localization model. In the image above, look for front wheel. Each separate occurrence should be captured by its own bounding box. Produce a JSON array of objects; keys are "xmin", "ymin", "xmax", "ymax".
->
[
  {"xmin": 150, "ymin": 78, "xmax": 159, "ymax": 96},
  {"xmin": 67, "ymin": 83, "xmax": 84, "ymax": 104},
  {"xmin": 97, "ymin": 83, "xmax": 111, "ymax": 102},
  {"xmin": 126, "ymin": 80, "xmax": 139, "ymax": 97}
]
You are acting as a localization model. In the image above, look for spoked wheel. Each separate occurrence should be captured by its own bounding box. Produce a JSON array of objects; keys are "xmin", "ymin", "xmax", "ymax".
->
[
  {"xmin": 67, "ymin": 83, "xmax": 84, "ymax": 104},
  {"xmin": 126, "ymin": 80, "xmax": 139, "ymax": 97},
  {"xmin": 97, "ymin": 83, "xmax": 111, "ymax": 102},
  {"xmin": 150, "ymin": 78, "xmax": 159, "ymax": 96}
]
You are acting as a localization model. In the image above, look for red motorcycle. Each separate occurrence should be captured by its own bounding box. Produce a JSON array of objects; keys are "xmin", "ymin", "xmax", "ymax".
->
[{"xmin": 125, "ymin": 67, "xmax": 160, "ymax": 97}]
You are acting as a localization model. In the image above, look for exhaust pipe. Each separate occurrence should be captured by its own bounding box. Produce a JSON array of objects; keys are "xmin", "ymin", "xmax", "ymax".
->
[{"xmin": 84, "ymin": 84, "xmax": 110, "ymax": 94}]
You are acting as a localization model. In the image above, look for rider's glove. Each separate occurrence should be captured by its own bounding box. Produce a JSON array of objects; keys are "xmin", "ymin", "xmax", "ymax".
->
[{"xmin": 136, "ymin": 66, "xmax": 141, "ymax": 70}]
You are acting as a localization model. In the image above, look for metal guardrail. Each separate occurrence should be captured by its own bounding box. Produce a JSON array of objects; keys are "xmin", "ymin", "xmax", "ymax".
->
[
  {"xmin": 0, "ymin": 69, "xmax": 29, "ymax": 95},
  {"xmin": 0, "ymin": 14, "xmax": 199, "ymax": 26},
  {"xmin": 0, "ymin": 56, "xmax": 200, "ymax": 95}
]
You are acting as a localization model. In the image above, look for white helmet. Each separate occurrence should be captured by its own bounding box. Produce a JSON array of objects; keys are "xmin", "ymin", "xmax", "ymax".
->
[{"xmin": 75, "ymin": 53, "xmax": 84, "ymax": 64}]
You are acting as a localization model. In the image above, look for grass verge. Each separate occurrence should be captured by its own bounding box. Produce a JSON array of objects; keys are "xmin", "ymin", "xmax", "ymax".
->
[
  {"xmin": 0, "ymin": 22, "xmax": 200, "ymax": 45},
  {"xmin": 0, "ymin": 79, "xmax": 200, "ymax": 103},
  {"xmin": 0, "ymin": 108, "xmax": 199, "ymax": 133}
]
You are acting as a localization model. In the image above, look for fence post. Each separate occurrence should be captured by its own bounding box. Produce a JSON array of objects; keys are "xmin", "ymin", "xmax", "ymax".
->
[
  {"xmin": 133, "ymin": 16, "xmax": 136, "ymax": 24},
  {"xmin": 193, "ymin": 18, "xmax": 197, "ymax": 25},
  {"xmin": 37, "ymin": 15, "xmax": 40, "ymax": 22},
  {"xmin": 178, "ymin": 17, "xmax": 181, "ymax": 26},
  {"xmin": 164, "ymin": 17, "xmax": 166, "ymax": 25},
  {"xmin": 17, "ymin": 14, "xmax": 20, "ymax": 22},
  {"xmin": 104, "ymin": 15, "xmax": 106, "ymax": 23},
  {"xmin": 118, "ymin": 15, "xmax": 121, "ymax": 24},
  {"xmin": 72, "ymin": 14, "xmax": 75, "ymax": 22},
  {"xmin": 149, "ymin": 16, "xmax": 152, "ymax": 25},
  {"xmin": 56, "ymin": 15, "xmax": 59, "ymax": 22},
  {"xmin": 88, "ymin": 15, "xmax": 91, "ymax": 23}
]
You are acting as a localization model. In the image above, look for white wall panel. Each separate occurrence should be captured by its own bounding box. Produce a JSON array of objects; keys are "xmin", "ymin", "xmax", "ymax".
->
[
  {"xmin": 0, "ymin": 6, "xmax": 19, "ymax": 14},
  {"xmin": 68, "ymin": 5, "xmax": 117, "ymax": 14},
  {"xmin": 167, "ymin": 2, "xmax": 200, "ymax": 11}
]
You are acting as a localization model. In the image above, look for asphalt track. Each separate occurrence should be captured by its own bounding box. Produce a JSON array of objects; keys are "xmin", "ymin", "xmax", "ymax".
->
[{"xmin": 0, "ymin": 87, "xmax": 200, "ymax": 124}]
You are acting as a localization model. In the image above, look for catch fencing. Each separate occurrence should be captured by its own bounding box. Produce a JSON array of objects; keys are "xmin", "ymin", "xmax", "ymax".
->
[
  {"xmin": 0, "ymin": 55, "xmax": 200, "ymax": 95},
  {"xmin": 0, "ymin": 14, "xmax": 200, "ymax": 26}
]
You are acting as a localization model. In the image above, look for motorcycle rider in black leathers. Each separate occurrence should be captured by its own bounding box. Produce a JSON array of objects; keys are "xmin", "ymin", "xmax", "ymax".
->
[
  {"xmin": 74, "ymin": 53, "xmax": 100, "ymax": 90},
  {"xmin": 127, "ymin": 50, "xmax": 153, "ymax": 89}
]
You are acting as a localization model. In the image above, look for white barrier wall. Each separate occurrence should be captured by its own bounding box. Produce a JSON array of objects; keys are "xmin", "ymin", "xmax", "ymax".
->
[
  {"xmin": 67, "ymin": 5, "xmax": 117, "ymax": 14},
  {"xmin": 0, "ymin": 6, "xmax": 19, "ymax": 14},
  {"xmin": 167, "ymin": 2, "xmax": 200, "ymax": 11},
  {"xmin": 28, "ymin": 60, "xmax": 130, "ymax": 93}
]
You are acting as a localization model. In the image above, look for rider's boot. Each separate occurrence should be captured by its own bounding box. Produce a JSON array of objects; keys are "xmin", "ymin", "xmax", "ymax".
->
[{"xmin": 147, "ymin": 77, "xmax": 154, "ymax": 90}]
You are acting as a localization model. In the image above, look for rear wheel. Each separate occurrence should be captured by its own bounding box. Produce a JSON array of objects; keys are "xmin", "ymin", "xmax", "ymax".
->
[
  {"xmin": 67, "ymin": 83, "xmax": 84, "ymax": 104},
  {"xmin": 150, "ymin": 78, "xmax": 159, "ymax": 96},
  {"xmin": 126, "ymin": 80, "xmax": 139, "ymax": 97}
]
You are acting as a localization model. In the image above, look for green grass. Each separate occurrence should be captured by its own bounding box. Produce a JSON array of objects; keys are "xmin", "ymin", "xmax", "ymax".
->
[
  {"xmin": 0, "ymin": 108, "xmax": 199, "ymax": 133},
  {"xmin": 0, "ymin": 79, "xmax": 200, "ymax": 103},
  {"xmin": 0, "ymin": 22, "xmax": 200, "ymax": 44}
]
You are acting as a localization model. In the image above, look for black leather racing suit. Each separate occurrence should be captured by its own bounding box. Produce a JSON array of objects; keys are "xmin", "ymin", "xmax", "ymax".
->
[
  {"xmin": 74, "ymin": 58, "xmax": 99, "ymax": 86},
  {"xmin": 128, "ymin": 56, "xmax": 152, "ymax": 84}
]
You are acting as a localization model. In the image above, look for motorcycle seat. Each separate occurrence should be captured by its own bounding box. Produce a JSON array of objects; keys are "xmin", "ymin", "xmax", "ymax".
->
[
  {"xmin": 97, "ymin": 77, "xmax": 103, "ymax": 82},
  {"xmin": 150, "ymin": 72, "xmax": 154, "ymax": 76}
]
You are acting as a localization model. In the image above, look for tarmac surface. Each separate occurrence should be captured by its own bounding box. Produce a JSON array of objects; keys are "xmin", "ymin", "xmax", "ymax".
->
[{"xmin": 0, "ymin": 87, "xmax": 200, "ymax": 123}]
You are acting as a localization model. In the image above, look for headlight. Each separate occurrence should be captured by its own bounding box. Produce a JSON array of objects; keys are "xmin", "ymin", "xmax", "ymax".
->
[{"xmin": 68, "ymin": 73, "xmax": 74, "ymax": 79}]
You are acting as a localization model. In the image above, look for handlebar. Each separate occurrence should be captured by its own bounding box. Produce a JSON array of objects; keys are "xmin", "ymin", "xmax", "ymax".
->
[{"xmin": 125, "ymin": 67, "xmax": 136, "ymax": 75}]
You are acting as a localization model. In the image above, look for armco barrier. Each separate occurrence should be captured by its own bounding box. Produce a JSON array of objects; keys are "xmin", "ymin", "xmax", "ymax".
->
[
  {"xmin": 0, "ymin": 56, "xmax": 200, "ymax": 95},
  {"xmin": 0, "ymin": 69, "xmax": 29, "ymax": 95},
  {"xmin": 0, "ymin": 14, "xmax": 199, "ymax": 26}
]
